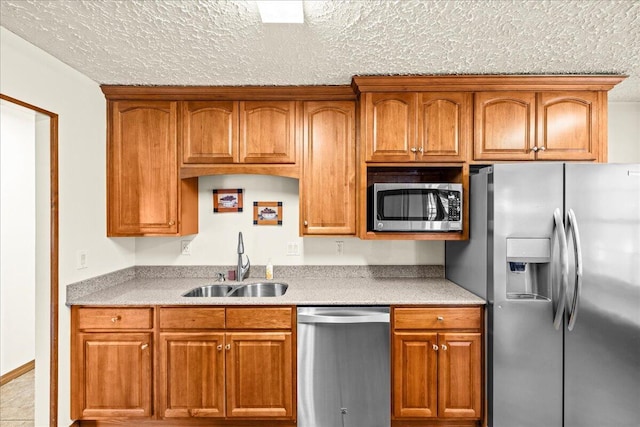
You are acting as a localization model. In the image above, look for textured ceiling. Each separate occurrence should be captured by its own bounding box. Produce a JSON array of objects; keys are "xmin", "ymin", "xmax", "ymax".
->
[{"xmin": 1, "ymin": 0, "xmax": 639, "ymax": 101}]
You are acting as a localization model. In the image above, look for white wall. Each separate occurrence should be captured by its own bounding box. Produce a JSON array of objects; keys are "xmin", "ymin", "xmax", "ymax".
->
[
  {"xmin": 0, "ymin": 26, "xmax": 136, "ymax": 426},
  {"xmin": 0, "ymin": 101, "xmax": 36, "ymax": 376},
  {"xmin": 135, "ymin": 174, "xmax": 444, "ymax": 266},
  {"xmin": 608, "ymin": 102, "xmax": 640, "ymax": 163}
]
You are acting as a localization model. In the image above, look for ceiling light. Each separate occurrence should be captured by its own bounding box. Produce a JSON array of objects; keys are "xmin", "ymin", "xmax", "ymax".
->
[{"xmin": 257, "ymin": 1, "xmax": 304, "ymax": 24}]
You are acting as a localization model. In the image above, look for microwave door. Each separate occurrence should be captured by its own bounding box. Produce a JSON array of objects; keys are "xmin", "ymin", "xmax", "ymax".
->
[{"xmin": 380, "ymin": 191, "xmax": 405, "ymax": 219}]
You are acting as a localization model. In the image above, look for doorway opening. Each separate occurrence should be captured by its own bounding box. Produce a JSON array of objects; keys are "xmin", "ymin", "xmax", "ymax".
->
[{"xmin": 0, "ymin": 94, "xmax": 59, "ymax": 427}]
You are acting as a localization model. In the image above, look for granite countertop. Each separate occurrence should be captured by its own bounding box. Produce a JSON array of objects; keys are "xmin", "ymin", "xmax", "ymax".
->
[{"xmin": 66, "ymin": 265, "xmax": 485, "ymax": 306}]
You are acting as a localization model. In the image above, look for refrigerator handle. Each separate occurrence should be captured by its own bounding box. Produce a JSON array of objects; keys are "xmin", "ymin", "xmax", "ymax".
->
[
  {"xmin": 566, "ymin": 208, "xmax": 583, "ymax": 331},
  {"xmin": 553, "ymin": 208, "xmax": 569, "ymax": 330}
]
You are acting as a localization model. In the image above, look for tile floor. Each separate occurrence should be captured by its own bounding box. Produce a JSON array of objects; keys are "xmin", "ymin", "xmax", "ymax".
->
[{"xmin": 0, "ymin": 369, "xmax": 34, "ymax": 427}]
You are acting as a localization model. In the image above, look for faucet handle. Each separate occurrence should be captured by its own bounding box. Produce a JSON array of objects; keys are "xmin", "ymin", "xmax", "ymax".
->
[
  {"xmin": 241, "ymin": 255, "xmax": 250, "ymax": 280},
  {"xmin": 216, "ymin": 272, "xmax": 226, "ymax": 282}
]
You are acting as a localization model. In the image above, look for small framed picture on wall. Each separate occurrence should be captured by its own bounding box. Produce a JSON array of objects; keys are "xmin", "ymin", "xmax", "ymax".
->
[
  {"xmin": 213, "ymin": 189, "xmax": 243, "ymax": 213},
  {"xmin": 253, "ymin": 201, "xmax": 282, "ymax": 226}
]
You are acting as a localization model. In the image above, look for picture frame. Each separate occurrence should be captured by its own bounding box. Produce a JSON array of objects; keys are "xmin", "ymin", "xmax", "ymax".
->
[
  {"xmin": 213, "ymin": 189, "xmax": 243, "ymax": 213},
  {"xmin": 253, "ymin": 201, "xmax": 283, "ymax": 226}
]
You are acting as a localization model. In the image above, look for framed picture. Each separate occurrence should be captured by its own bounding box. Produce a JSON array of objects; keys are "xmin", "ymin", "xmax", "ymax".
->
[
  {"xmin": 213, "ymin": 189, "xmax": 243, "ymax": 213},
  {"xmin": 253, "ymin": 201, "xmax": 283, "ymax": 226}
]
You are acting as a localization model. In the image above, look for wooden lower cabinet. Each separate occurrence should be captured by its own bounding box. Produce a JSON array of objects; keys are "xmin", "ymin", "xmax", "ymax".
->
[
  {"xmin": 392, "ymin": 306, "xmax": 483, "ymax": 427},
  {"xmin": 226, "ymin": 332, "xmax": 294, "ymax": 418},
  {"xmin": 72, "ymin": 304, "xmax": 482, "ymax": 427},
  {"xmin": 158, "ymin": 332, "xmax": 226, "ymax": 418},
  {"xmin": 157, "ymin": 306, "xmax": 295, "ymax": 423},
  {"xmin": 71, "ymin": 306, "xmax": 154, "ymax": 420}
]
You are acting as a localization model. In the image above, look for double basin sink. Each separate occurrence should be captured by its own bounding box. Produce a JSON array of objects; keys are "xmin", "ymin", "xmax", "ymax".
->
[{"xmin": 183, "ymin": 282, "xmax": 288, "ymax": 298}]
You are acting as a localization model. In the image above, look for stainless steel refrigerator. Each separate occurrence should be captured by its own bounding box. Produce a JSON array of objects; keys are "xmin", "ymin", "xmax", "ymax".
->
[{"xmin": 446, "ymin": 163, "xmax": 640, "ymax": 427}]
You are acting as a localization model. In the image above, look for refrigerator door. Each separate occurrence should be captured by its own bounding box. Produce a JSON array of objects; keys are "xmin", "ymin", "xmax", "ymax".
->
[
  {"xmin": 564, "ymin": 164, "xmax": 640, "ymax": 427},
  {"xmin": 490, "ymin": 163, "xmax": 564, "ymax": 427}
]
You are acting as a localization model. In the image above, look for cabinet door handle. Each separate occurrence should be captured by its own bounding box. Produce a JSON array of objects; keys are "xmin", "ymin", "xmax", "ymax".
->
[
  {"xmin": 225, "ymin": 344, "xmax": 231, "ymax": 351},
  {"xmin": 140, "ymin": 343, "xmax": 149, "ymax": 350},
  {"xmin": 217, "ymin": 345, "xmax": 223, "ymax": 351},
  {"xmin": 432, "ymin": 344, "xmax": 439, "ymax": 351},
  {"xmin": 532, "ymin": 146, "xmax": 539, "ymax": 152},
  {"xmin": 111, "ymin": 315, "xmax": 121, "ymax": 323},
  {"xmin": 168, "ymin": 220, "xmax": 175, "ymax": 226},
  {"xmin": 418, "ymin": 147, "xmax": 423, "ymax": 153},
  {"xmin": 410, "ymin": 147, "xmax": 418, "ymax": 153},
  {"xmin": 539, "ymin": 146, "xmax": 546, "ymax": 151},
  {"xmin": 441, "ymin": 344, "xmax": 448, "ymax": 351},
  {"xmin": 304, "ymin": 220, "xmax": 308, "ymax": 226}
]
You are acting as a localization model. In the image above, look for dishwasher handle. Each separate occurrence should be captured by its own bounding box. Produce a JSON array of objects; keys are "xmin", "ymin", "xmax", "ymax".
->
[{"xmin": 298, "ymin": 309, "xmax": 390, "ymax": 324}]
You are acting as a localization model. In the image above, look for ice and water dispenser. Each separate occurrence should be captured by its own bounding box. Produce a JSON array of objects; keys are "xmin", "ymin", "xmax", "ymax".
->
[{"xmin": 506, "ymin": 238, "xmax": 552, "ymax": 300}]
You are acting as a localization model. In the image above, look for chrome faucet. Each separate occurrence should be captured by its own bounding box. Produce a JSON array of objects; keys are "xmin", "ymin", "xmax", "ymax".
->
[{"xmin": 236, "ymin": 232, "xmax": 250, "ymax": 281}]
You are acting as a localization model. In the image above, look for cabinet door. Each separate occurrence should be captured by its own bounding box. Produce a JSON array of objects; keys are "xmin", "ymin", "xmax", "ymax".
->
[
  {"xmin": 226, "ymin": 332, "xmax": 294, "ymax": 418},
  {"xmin": 182, "ymin": 101, "xmax": 238, "ymax": 164},
  {"xmin": 301, "ymin": 101, "xmax": 356, "ymax": 235},
  {"xmin": 392, "ymin": 332, "xmax": 438, "ymax": 418},
  {"xmin": 108, "ymin": 101, "xmax": 180, "ymax": 235},
  {"xmin": 438, "ymin": 333, "xmax": 482, "ymax": 418},
  {"xmin": 73, "ymin": 333, "xmax": 152, "ymax": 419},
  {"xmin": 239, "ymin": 101, "xmax": 296, "ymax": 164},
  {"xmin": 418, "ymin": 93, "xmax": 470, "ymax": 161},
  {"xmin": 364, "ymin": 93, "xmax": 417, "ymax": 162},
  {"xmin": 158, "ymin": 333, "xmax": 226, "ymax": 418},
  {"xmin": 474, "ymin": 92, "xmax": 536, "ymax": 160},
  {"xmin": 537, "ymin": 91, "xmax": 598, "ymax": 160}
]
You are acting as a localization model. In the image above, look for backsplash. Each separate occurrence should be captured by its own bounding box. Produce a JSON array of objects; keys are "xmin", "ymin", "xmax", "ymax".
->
[{"xmin": 133, "ymin": 174, "xmax": 445, "ymax": 266}]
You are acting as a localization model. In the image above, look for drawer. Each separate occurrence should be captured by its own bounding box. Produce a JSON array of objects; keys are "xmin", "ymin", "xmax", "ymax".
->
[
  {"xmin": 226, "ymin": 307, "xmax": 293, "ymax": 330},
  {"xmin": 393, "ymin": 307, "xmax": 481, "ymax": 330},
  {"xmin": 159, "ymin": 307, "xmax": 225, "ymax": 329},
  {"xmin": 76, "ymin": 307, "xmax": 153, "ymax": 330}
]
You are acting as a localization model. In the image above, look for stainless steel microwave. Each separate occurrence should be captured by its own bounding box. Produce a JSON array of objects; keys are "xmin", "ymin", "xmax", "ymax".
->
[{"xmin": 373, "ymin": 183, "xmax": 462, "ymax": 232}]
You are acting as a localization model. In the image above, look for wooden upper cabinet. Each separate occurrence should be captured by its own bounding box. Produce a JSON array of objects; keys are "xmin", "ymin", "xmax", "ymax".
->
[
  {"xmin": 108, "ymin": 100, "xmax": 198, "ymax": 236},
  {"xmin": 537, "ymin": 91, "xmax": 598, "ymax": 160},
  {"xmin": 475, "ymin": 91, "xmax": 601, "ymax": 161},
  {"xmin": 301, "ymin": 101, "xmax": 356, "ymax": 236},
  {"xmin": 182, "ymin": 101, "xmax": 238, "ymax": 164},
  {"xmin": 417, "ymin": 93, "xmax": 470, "ymax": 162},
  {"xmin": 240, "ymin": 101, "xmax": 296, "ymax": 164},
  {"xmin": 474, "ymin": 92, "xmax": 536, "ymax": 161},
  {"xmin": 364, "ymin": 93, "xmax": 417, "ymax": 162},
  {"xmin": 364, "ymin": 92, "xmax": 470, "ymax": 162}
]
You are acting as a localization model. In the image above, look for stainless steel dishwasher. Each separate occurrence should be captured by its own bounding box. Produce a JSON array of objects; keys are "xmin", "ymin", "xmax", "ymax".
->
[{"xmin": 297, "ymin": 306, "xmax": 390, "ymax": 427}]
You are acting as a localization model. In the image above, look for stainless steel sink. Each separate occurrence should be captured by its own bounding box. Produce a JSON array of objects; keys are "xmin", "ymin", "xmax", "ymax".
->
[
  {"xmin": 182, "ymin": 282, "xmax": 288, "ymax": 298},
  {"xmin": 227, "ymin": 282, "xmax": 288, "ymax": 297},
  {"xmin": 182, "ymin": 284, "xmax": 234, "ymax": 297}
]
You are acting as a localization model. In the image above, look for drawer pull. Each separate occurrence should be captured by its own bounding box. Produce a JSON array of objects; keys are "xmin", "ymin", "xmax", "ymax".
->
[
  {"xmin": 111, "ymin": 315, "xmax": 122, "ymax": 323},
  {"xmin": 140, "ymin": 343, "xmax": 149, "ymax": 350},
  {"xmin": 437, "ymin": 316, "xmax": 444, "ymax": 321}
]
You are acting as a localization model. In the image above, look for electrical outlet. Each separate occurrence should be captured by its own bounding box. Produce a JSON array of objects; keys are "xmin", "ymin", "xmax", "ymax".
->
[
  {"xmin": 336, "ymin": 241, "xmax": 344, "ymax": 256},
  {"xmin": 76, "ymin": 250, "xmax": 88, "ymax": 269},
  {"xmin": 286, "ymin": 242, "xmax": 300, "ymax": 256},
  {"xmin": 181, "ymin": 240, "xmax": 192, "ymax": 256}
]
